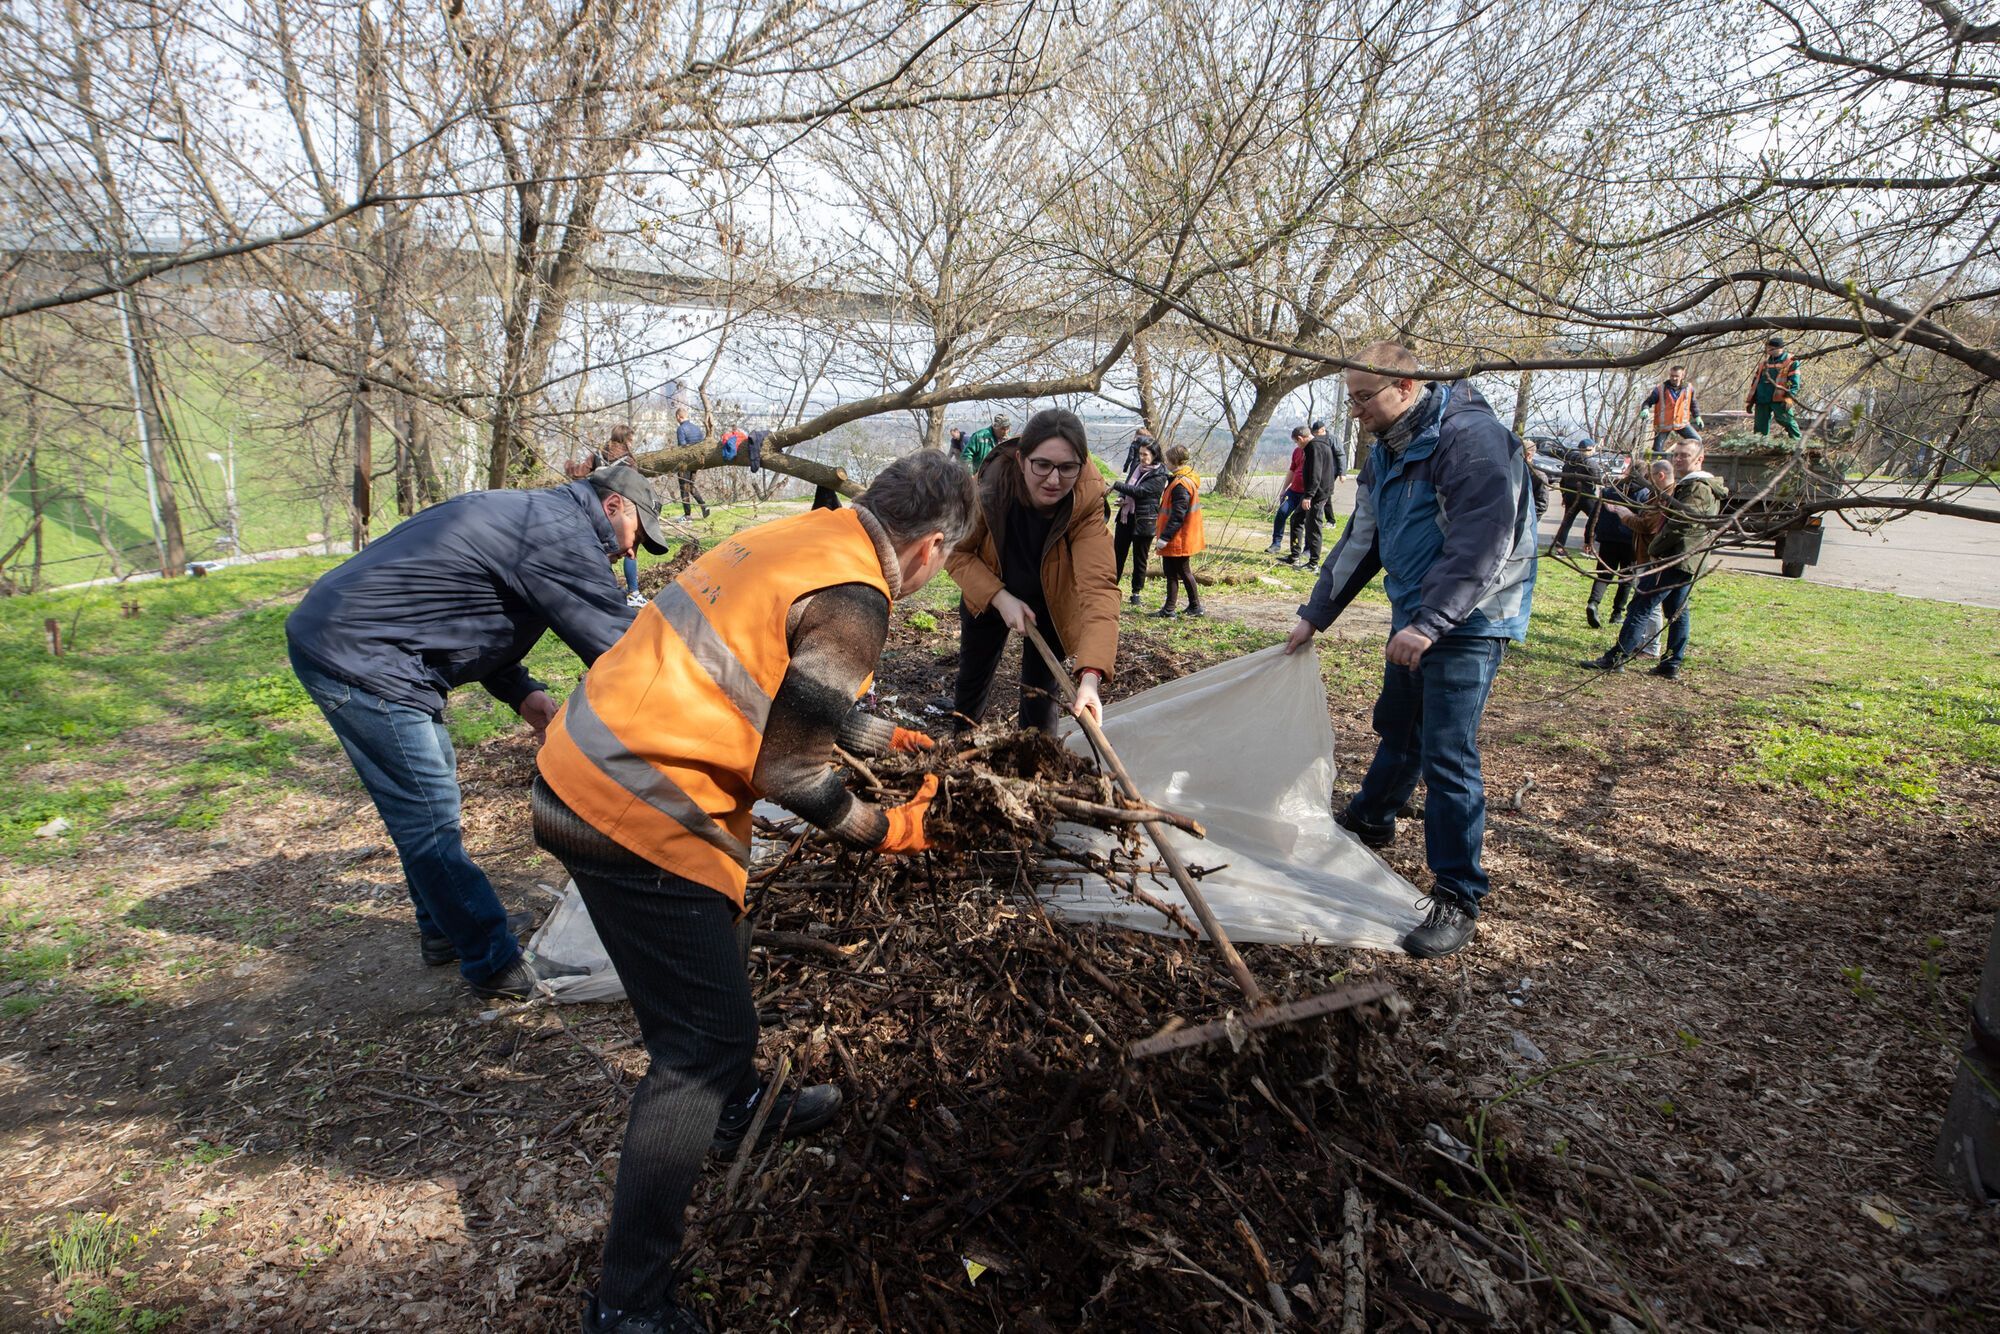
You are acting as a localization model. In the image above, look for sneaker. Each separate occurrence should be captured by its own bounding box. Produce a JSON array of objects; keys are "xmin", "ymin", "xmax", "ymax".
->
[
  {"xmin": 711, "ymin": 1082, "xmax": 843, "ymax": 1156},
  {"xmin": 1153, "ymin": 607, "xmax": 1179, "ymax": 619},
  {"xmin": 583, "ymin": 1294, "xmax": 710, "ymax": 1333},
  {"xmin": 1127, "ymin": 593, "xmax": 1141, "ymax": 606},
  {"xmin": 1577, "ymin": 652, "xmax": 1626, "ymax": 671},
  {"xmin": 1609, "ymin": 608, "xmax": 1625, "ymax": 624},
  {"xmin": 1262, "ymin": 542, "xmax": 1283, "ymax": 555},
  {"xmin": 625, "ymin": 590, "xmax": 648, "ymax": 608},
  {"xmin": 1584, "ymin": 604, "xmax": 1602, "ymax": 629},
  {"xmin": 1183, "ymin": 605, "xmax": 1207, "ymax": 618},
  {"xmin": 467, "ymin": 949, "xmax": 588, "ymax": 1001},
  {"xmin": 1403, "ymin": 894, "xmax": 1477, "ymax": 958},
  {"xmin": 1334, "ymin": 805, "xmax": 1394, "ymax": 850},
  {"xmin": 1650, "ymin": 660, "xmax": 1681, "ymax": 680},
  {"xmin": 421, "ymin": 910, "xmax": 536, "ymax": 967}
]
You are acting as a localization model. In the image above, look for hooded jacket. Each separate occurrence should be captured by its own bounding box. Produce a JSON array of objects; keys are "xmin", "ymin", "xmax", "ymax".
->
[
  {"xmin": 1647, "ymin": 471, "xmax": 1730, "ymax": 576},
  {"xmin": 947, "ymin": 452, "xmax": 1120, "ymax": 679},
  {"xmin": 1301, "ymin": 381, "xmax": 1537, "ymax": 643},
  {"xmin": 286, "ymin": 481, "xmax": 636, "ymax": 718}
]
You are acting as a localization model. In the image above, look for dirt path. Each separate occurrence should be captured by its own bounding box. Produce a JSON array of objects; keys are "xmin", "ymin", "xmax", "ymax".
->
[{"xmin": 2, "ymin": 611, "xmax": 1996, "ymax": 1329}]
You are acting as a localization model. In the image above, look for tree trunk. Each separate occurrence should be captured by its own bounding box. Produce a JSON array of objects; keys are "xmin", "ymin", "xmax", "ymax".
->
[
  {"xmin": 350, "ymin": 2, "xmax": 379, "ymax": 548},
  {"xmin": 1133, "ymin": 334, "xmax": 1161, "ymax": 439},
  {"xmin": 1214, "ymin": 379, "xmax": 1288, "ymax": 497},
  {"xmin": 1935, "ymin": 909, "xmax": 2000, "ymax": 1200},
  {"xmin": 1511, "ymin": 369, "xmax": 1534, "ymax": 437}
]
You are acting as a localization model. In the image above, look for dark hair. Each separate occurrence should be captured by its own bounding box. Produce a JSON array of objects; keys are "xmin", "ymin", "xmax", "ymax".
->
[
  {"xmin": 1136, "ymin": 439, "xmax": 1157, "ymax": 461},
  {"xmin": 1166, "ymin": 444, "xmax": 1190, "ymax": 469},
  {"xmin": 1004, "ymin": 408, "xmax": 1089, "ymax": 506},
  {"xmin": 1291, "ymin": 426, "xmax": 1311, "ymax": 441},
  {"xmin": 1311, "ymin": 420, "xmax": 1327, "ymax": 432},
  {"xmin": 857, "ymin": 450, "xmax": 977, "ymax": 546}
]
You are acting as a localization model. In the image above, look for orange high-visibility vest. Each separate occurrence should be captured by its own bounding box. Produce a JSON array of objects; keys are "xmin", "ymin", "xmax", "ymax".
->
[
  {"xmin": 1652, "ymin": 382, "xmax": 1694, "ymax": 431},
  {"xmin": 536, "ymin": 508, "xmax": 891, "ymax": 907},
  {"xmin": 1156, "ymin": 468, "xmax": 1206, "ymax": 558}
]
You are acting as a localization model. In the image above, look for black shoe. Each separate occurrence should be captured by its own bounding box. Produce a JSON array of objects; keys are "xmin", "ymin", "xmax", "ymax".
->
[
  {"xmin": 1127, "ymin": 593, "xmax": 1141, "ymax": 605},
  {"xmin": 1585, "ymin": 604, "xmax": 1602, "ymax": 629},
  {"xmin": 1153, "ymin": 606, "xmax": 1179, "ymax": 618},
  {"xmin": 421, "ymin": 910, "xmax": 535, "ymax": 967},
  {"xmin": 1578, "ymin": 652, "xmax": 1626, "ymax": 671},
  {"xmin": 583, "ymin": 1294, "xmax": 710, "ymax": 1333},
  {"xmin": 1609, "ymin": 607, "xmax": 1625, "ymax": 623},
  {"xmin": 1184, "ymin": 605, "xmax": 1207, "ymax": 618},
  {"xmin": 1334, "ymin": 805, "xmax": 1395, "ymax": 850},
  {"xmin": 1262, "ymin": 542, "xmax": 1283, "ymax": 555},
  {"xmin": 1403, "ymin": 895, "xmax": 1477, "ymax": 959},
  {"xmin": 466, "ymin": 949, "xmax": 588, "ymax": 1000},
  {"xmin": 711, "ymin": 1082, "xmax": 843, "ymax": 1156},
  {"xmin": 1650, "ymin": 660, "xmax": 1681, "ymax": 680}
]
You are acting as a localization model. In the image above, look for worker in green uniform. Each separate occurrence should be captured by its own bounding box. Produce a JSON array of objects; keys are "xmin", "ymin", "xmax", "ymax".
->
[
  {"xmin": 1745, "ymin": 336, "xmax": 1802, "ymax": 439},
  {"xmin": 961, "ymin": 412, "xmax": 1011, "ymax": 473}
]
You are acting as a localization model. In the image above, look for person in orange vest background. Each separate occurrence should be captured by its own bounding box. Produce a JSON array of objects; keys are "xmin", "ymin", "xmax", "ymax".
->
[
  {"xmin": 1746, "ymin": 335, "xmax": 1803, "ymax": 438},
  {"xmin": 1153, "ymin": 444, "xmax": 1207, "ymax": 617},
  {"xmin": 946, "ymin": 407, "xmax": 1119, "ymax": 734},
  {"xmin": 1637, "ymin": 364, "xmax": 1705, "ymax": 455},
  {"xmin": 530, "ymin": 450, "xmax": 975, "ymax": 1334}
]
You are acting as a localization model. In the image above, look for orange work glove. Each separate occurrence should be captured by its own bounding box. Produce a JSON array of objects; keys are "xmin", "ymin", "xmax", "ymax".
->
[
  {"xmin": 876, "ymin": 774, "xmax": 939, "ymax": 855},
  {"xmin": 889, "ymin": 726, "xmax": 936, "ymax": 753}
]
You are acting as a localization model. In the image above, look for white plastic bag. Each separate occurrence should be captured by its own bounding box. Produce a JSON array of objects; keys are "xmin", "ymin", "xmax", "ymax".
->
[{"xmin": 1046, "ymin": 644, "xmax": 1422, "ymax": 948}]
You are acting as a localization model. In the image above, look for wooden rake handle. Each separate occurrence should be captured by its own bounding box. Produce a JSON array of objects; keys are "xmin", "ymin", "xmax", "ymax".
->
[{"xmin": 1020, "ymin": 624, "xmax": 1267, "ymax": 1009}]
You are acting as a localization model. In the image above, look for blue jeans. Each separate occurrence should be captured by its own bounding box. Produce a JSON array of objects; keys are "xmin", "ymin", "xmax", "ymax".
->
[
  {"xmin": 1613, "ymin": 572, "xmax": 1692, "ymax": 665},
  {"xmin": 288, "ymin": 646, "xmax": 521, "ymax": 982},
  {"xmin": 1271, "ymin": 489, "xmax": 1302, "ymax": 546},
  {"xmin": 1348, "ymin": 635, "xmax": 1506, "ymax": 911},
  {"xmin": 622, "ymin": 556, "xmax": 639, "ymax": 595}
]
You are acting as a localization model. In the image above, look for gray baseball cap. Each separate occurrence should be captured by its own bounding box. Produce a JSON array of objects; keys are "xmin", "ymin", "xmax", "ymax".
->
[{"xmin": 587, "ymin": 462, "xmax": 672, "ymax": 554}]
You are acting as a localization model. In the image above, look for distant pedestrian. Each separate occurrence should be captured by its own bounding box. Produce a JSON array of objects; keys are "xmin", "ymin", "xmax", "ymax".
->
[
  {"xmin": 1265, "ymin": 427, "xmax": 1309, "ymax": 556},
  {"xmin": 1283, "ymin": 341, "xmax": 1537, "ymax": 960},
  {"xmin": 962, "ymin": 413, "xmax": 1010, "ymax": 473},
  {"xmin": 1582, "ymin": 456, "xmax": 1652, "ymax": 629},
  {"xmin": 1521, "ymin": 440, "xmax": 1551, "ymax": 517},
  {"xmin": 946, "ymin": 408, "xmax": 1117, "ymax": 733},
  {"xmin": 1111, "ymin": 438, "xmax": 1167, "ymax": 605},
  {"xmin": 1746, "ymin": 336, "xmax": 1803, "ymax": 439},
  {"xmin": 603, "ymin": 425, "xmax": 645, "ymax": 605},
  {"xmin": 950, "ymin": 428, "xmax": 967, "ymax": 457},
  {"xmin": 1549, "ymin": 439, "xmax": 1600, "ymax": 551},
  {"xmin": 1153, "ymin": 445, "xmax": 1207, "ymax": 618},
  {"xmin": 1580, "ymin": 438, "xmax": 1728, "ymax": 680},
  {"xmin": 1285, "ymin": 423, "xmax": 1335, "ymax": 566},
  {"xmin": 1639, "ymin": 365, "xmax": 1705, "ymax": 455},
  {"xmin": 1311, "ymin": 418, "xmax": 1343, "ymax": 485},
  {"xmin": 1123, "ymin": 423, "xmax": 1157, "ymax": 473},
  {"xmin": 673, "ymin": 407, "xmax": 711, "ymax": 520}
]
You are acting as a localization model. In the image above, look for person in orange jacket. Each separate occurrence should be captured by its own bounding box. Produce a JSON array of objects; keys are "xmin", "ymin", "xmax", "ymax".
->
[
  {"xmin": 530, "ymin": 450, "xmax": 975, "ymax": 1334},
  {"xmin": 1153, "ymin": 445, "xmax": 1207, "ymax": 617}
]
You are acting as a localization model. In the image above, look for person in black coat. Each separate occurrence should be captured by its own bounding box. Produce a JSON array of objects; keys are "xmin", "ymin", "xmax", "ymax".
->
[
  {"xmin": 1111, "ymin": 438, "xmax": 1167, "ymax": 604},
  {"xmin": 1550, "ymin": 440, "xmax": 1600, "ymax": 551},
  {"xmin": 1285, "ymin": 427, "xmax": 1336, "ymax": 565},
  {"xmin": 1583, "ymin": 458, "xmax": 1651, "ymax": 627}
]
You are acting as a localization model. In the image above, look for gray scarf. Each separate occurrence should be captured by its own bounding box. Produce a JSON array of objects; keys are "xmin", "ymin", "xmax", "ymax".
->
[{"xmin": 1375, "ymin": 385, "xmax": 1433, "ymax": 456}]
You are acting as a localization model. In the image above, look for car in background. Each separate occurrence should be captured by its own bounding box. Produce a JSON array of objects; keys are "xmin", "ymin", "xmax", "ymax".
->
[{"xmin": 1525, "ymin": 434, "xmax": 1567, "ymax": 478}]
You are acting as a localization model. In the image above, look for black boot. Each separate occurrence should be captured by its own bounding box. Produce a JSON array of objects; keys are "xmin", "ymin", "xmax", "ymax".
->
[
  {"xmin": 1584, "ymin": 595, "xmax": 1603, "ymax": 630},
  {"xmin": 1578, "ymin": 651, "xmax": 1627, "ymax": 671},
  {"xmin": 421, "ymin": 910, "xmax": 535, "ymax": 967},
  {"xmin": 583, "ymin": 1294, "xmax": 710, "ymax": 1333},
  {"xmin": 1650, "ymin": 660, "xmax": 1681, "ymax": 680},
  {"xmin": 1403, "ymin": 894, "xmax": 1477, "ymax": 958},
  {"xmin": 1334, "ymin": 805, "xmax": 1395, "ymax": 849},
  {"xmin": 711, "ymin": 1082, "xmax": 843, "ymax": 1156},
  {"xmin": 466, "ymin": 949, "xmax": 589, "ymax": 1001}
]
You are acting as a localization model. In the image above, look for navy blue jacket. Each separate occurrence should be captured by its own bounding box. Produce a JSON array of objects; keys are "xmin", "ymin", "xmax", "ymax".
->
[
  {"xmin": 1301, "ymin": 381, "xmax": 1537, "ymax": 643},
  {"xmin": 286, "ymin": 482, "xmax": 637, "ymax": 718}
]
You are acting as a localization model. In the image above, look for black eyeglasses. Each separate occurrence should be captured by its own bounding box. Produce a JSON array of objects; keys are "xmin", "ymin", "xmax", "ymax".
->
[{"xmin": 1025, "ymin": 458, "xmax": 1083, "ymax": 479}]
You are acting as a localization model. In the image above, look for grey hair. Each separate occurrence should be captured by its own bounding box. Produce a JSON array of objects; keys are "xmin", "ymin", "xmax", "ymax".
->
[{"xmin": 856, "ymin": 449, "xmax": 977, "ymax": 547}]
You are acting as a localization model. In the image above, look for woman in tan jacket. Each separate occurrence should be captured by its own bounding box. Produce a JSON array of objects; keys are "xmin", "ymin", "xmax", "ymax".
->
[{"xmin": 946, "ymin": 408, "xmax": 1120, "ymax": 734}]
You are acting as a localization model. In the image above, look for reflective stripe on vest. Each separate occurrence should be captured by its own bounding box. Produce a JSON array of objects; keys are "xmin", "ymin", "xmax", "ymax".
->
[
  {"xmin": 536, "ymin": 508, "xmax": 890, "ymax": 906},
  {"xmin": 1653, "ymin": 383, "xmax": 1693, "ymax": 430}
]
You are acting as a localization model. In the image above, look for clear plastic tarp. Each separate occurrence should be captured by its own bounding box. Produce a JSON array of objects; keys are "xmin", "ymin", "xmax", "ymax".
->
[{"xmin": 530, "ymin": 644, "xmax": 1421, "ymax": 1002}]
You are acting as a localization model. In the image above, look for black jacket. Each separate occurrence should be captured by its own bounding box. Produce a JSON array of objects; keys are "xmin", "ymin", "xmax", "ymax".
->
[
  {"xmin": 1112, "ymin": 463, "xmax": 1167, "ymax": 532},
  {"xmin": 286, "ymin": 481, "xmax": 636, "ymax": 718},
  {"xmin": 1558, "ymin": 454, "xmax": 1601, "ymax": 504},
  {"xmin": 1586, "ymin": 479, "xmax": 1651, "ymax": 547},
  {"xmin": 1301, "ymin": 436, "xmax": 1336, "ymax": 501},
  {"xmin": 1309, "ymin": 430, "xmax": 1342, "ymax": 484}
]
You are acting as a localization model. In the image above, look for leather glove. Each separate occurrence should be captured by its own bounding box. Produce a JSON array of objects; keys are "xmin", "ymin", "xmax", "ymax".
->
[
  {"xmin": 876, "ymin": 774, "xmax": 939, "ymax": 855},
  {"xmin": 889, "ymin": 726, "xmax": 935, "ymax": 753}
]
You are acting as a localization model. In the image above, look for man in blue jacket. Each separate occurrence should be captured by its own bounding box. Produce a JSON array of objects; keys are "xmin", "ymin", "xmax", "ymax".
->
[
  {"xmin": 1284, "ymin": 342, "xmax": 1537, "ymax": 958},
  {"xmin": 286, "ymin": 464, "xmax": 668, "ymax": 998}
]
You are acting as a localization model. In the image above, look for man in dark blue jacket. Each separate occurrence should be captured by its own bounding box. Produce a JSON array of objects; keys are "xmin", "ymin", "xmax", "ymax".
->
[
  {"xmin": 1284, "ymin": 342, "xmax": 1537, "ymax": 958},
  {"xmin": 286, "ymin": 464, "xmax": 668, "ymax": 998}
]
